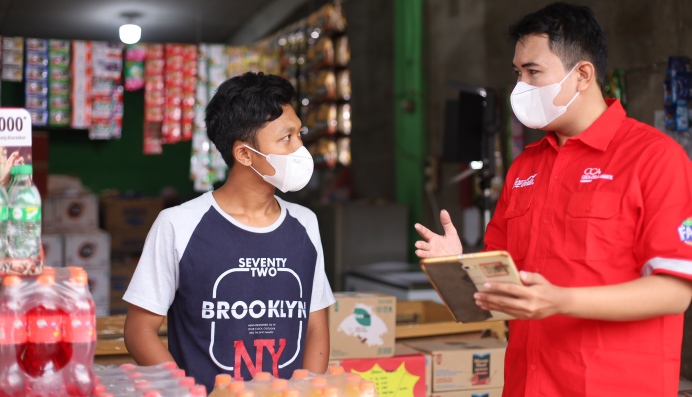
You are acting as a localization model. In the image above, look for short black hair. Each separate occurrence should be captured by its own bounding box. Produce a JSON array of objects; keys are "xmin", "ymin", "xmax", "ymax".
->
[
  {"xmin": 509, "ymin": 2, "xmax": 608, "ymax": 87},
  {"xmin": 205, "ymin": 72, "xmax": 296, "ymax": 166}
]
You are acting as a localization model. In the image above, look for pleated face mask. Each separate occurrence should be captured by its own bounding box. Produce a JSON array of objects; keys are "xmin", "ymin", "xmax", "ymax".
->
[
  {"xmin": 510, "ymin": 63, "xmax": 580, "ymax": 129},
  {"xmin": 244, "ymin": 145, "xmax": 314, "ymax": 193}
]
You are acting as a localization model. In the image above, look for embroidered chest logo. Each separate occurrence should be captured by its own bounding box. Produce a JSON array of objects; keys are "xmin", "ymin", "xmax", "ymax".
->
[
  {"xmin": 580, "ymin": 168, "xmax": 613, "ymax": 183},
  {"xmin": 513, "ymin": 174, "xmax": 537, "ymax": 189},
  {"xmin": 678, "ymin": 218, "xmax": 692, "ymax": 246}
]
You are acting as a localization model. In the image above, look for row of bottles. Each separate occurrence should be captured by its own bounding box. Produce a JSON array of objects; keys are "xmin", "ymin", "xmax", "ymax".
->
[
  {"xmin": 0, "ymin": 266, "xmax": 95, "ymax": 396},
  {"xmin": 93, "ymin": 362, "xmax": 207, "ymax": 397},
  {"xmin": 209, "ymin": 367, "xmax": 378, "ymax": 397},
  {"xmin": 0, "ymin": 164, "xmax": 42, "ymax": 259}
]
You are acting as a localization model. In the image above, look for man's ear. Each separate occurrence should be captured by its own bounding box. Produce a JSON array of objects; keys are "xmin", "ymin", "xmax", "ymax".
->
[
  {"xmin": 576, "ymin": 61, "xmax": 596, "ymax": 92},
  {"xmin": 233, "ymin": 142, "xmax": 253, "ymax": 166}
]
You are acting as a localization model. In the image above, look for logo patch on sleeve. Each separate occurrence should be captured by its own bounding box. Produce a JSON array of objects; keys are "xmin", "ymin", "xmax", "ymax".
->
[{"xmin": 677, "ymin": 218, "xmax": 692, "ymax": 245}]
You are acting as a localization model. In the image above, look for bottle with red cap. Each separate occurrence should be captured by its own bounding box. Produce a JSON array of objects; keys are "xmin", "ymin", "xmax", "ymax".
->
[
  {"xmin": 20, "ymin": 272, "xmax": 67, "ymax": 396},
  {"xmin": 61, "ymin": 267, "xmax": 96, "ymax": 396},
  {"xmin": 0, "ymin": 276, "xmax": 27, "ymax": 397}
]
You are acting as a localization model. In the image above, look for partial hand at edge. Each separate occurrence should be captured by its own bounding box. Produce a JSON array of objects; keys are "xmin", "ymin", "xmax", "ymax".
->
[{"xmin": 414, "ymin": 209, "xmax": 463, "ymax": 259}]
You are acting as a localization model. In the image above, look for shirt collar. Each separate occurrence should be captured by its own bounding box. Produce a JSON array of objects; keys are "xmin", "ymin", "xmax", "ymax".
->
[{"xmin": 525, "ymin": 99, "xmax": 626, "ymax": 152}]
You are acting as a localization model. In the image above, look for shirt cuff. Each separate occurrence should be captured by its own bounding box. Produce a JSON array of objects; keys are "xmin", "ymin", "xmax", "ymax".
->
[
  {"xmin": 122, "ymin": 291, "xmax": 170, "ymax": 316},
  {"xmin": 641, "ymin": 257, "xmax": 692, "ymax": 281}
]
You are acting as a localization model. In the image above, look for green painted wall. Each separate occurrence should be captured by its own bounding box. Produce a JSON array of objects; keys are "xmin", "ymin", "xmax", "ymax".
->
[{"xmin": 2, "ymin": 82, "xmax": 194, "ymax": 197}]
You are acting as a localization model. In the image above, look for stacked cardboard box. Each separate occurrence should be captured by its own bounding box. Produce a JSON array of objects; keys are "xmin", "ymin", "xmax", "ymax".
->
[
  {"xmin": 100, "ymin": 196, "xmax": 162, "ymax": 255},
  {"xmin": 404, "ymin": 336, "xmax": 507, "ymax": 397},
  {"xmin": 43, "ymin": 187, "xmax": 111, "ymax": 316}
]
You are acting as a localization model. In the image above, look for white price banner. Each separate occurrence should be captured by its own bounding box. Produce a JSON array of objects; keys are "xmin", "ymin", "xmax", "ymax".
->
[{"xmin": 0, "ymin": 108, "xmax": 32, "ymax": 147}]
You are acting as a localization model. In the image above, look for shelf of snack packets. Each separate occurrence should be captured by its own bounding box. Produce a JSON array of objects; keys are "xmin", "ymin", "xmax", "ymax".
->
[
  {"xmin": 93, "ymin": 294, "xmax": 507, "ymax": 397},
  {"xmin": 0, "ymin": 2, "xmax": 350, "ymax": 195}
]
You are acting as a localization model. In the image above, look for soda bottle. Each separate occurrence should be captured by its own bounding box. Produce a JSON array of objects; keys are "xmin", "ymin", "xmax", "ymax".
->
[
  {"xmin": 62, "ymin": 268, "xmax": 97, "ymax": 396},
  {"xmin": 209, "ymin": 374, "xmax": 232, "ymax": 397},
  {"xmin": 0, "ymin": 183, "xmax": 10, "ymax": 258},
  {"xmin": 190, "ymin": 385, "xmax": 208, "ymax": 397},
  {"xmin": 282, "ymin": 388, "xmax": 301, "ymax": 397},
  {"xmin": 322, "ymin": 386, "xmax": 338, "ymax": 397},
  {"xmin": 252, "ymin": 372, "xmax": 273, "ymax": 395},
  {"xmin": 307, "ymin": 377, "xmax": 328, "ymax": 397},
  {"xmin": 267, "ymin": 378, "xmax": 288, "ymax": 397},
  {"xmin": 343, "ymin": 374, "xmax": 362, "ymax": 397},
  {"xmin": 359, "ymin": 381, "xmax": 376, "ymax": 397},
  {"xmin": 21, "ymin": 273, "xmax": 66, "ymax": 396},
  {"xmin": 237, "ymin": 391, "xmax": 255, "ymax": 397},
  {"xmin": 229, "ymin": 380, "xmax": 246, "ymax": 396},
  {"xmin": 7, "ymin": 164, "xmax": 41, "ymax": 259},
  {"xmin": 0, "ymin": 276, "xmax": 27, "ymax": 397},
  {"xmin": 291, "ymin": 369, "xmax": 309, "ymax": 381}
]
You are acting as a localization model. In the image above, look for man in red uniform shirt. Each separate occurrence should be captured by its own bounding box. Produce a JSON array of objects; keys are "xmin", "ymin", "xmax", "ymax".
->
[{"xmin": 414, "ymin": 3, "xmax": 692, "ymax": 396}]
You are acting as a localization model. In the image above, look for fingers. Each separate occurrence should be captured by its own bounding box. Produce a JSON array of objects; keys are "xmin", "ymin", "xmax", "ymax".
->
[
  {"xmin": 415, "ymin": 240, "xmax": 430, "ymax": 251},
  {"xmin": 483, "ymin": 281, "xmax": 528, "ymax": 299},
  {"xmin": 474, "ymin": 292, "xmax": 522, "ymax": 313},
  {"xmin": 519, "ymin": 271, "xmax": 546, "ymax": 286},
  {"xmin": 439, "ymin": 209, "xmax": 458, "ymax": 236},
  {"xmin": 414, "ymin": 223, "xmax": 439, "ymax": 241},
  {"xmin": 415, "ymin": 249, "xmax": 433, "ymax": 259}
]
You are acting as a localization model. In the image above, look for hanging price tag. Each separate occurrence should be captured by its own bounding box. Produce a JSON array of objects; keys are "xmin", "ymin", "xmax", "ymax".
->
[{"xmin": 0, "ymin": 108, "xmax": 32, "ymax": 147}]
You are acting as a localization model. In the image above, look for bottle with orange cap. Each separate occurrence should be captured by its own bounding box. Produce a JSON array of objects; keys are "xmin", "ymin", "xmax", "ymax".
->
[
  {"xmin": 209, "ymin": 373, "xmax": 233, "ymax": 397},
  {"xmin": 250, "ymin": 371, "xmax": 274, "ymax": 395},
  {"xmin": 359, "ymin": 380, "xmax": 376, "ymax": 397},
  {"xmin": 21, "ymin": 272, "xmax": 68, "ymax": 395},
  {"xmin": 266, "ymin": 378, "xmax": 289, "ymax": 397},
  {"xmin": 228, "ymin": 379, "xmax": 246, "ymax": 397},
  {"xmin": 61, "ymin": 267, "xmax": 97, "ymax": 396},
  {"xmin": 305, "ymin": 376, "xmax": 328, "ymax": 397},
  {"xmin": 237, "ymin": 390, "xmax": 256, "ymax": 397},
  {"xmin": 343, "ymin": 373, "xmax": 363, "ymax": 397},
  {"xmin": 0, "ymin": 275, "xmax": 27, "ymax": 397},
  {"xmin": 281, "ymin": 387, "xmax": 302, "ymax": 397}
]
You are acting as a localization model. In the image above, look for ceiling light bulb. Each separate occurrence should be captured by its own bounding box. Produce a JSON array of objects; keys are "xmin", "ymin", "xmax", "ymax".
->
[{"xmin": 119, "ymin": 24, "xmax": 141, "ymax": 44}]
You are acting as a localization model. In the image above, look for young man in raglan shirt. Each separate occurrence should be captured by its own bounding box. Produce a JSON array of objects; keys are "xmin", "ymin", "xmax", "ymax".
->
[{"xmin": 123, "ymin": 72, "xmax": 335, "ymax": 391}]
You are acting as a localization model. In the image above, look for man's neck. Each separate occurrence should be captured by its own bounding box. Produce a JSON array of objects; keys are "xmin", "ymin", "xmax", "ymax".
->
[
  {"xmin": 212, "ymin": 168, "xmax": 281, "ymax": 227},
  {"xmin": 554, "ymin": 94, "xmax": 609, "ymax": 147}
]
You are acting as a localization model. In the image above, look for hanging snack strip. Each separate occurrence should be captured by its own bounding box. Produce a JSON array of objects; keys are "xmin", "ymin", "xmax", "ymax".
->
[
  {"xmin": 25, "ymin": 38, "xmax": 49, "ymax": 127},
  {"xmin": 162, "ymin": 44, "xmax": 184, "ymax": 144},
  {"xmin": 70, "ymin": 40, "xmax": 92, "ymax": 129},
  {"xmin": 181, "ymin": 44, "xmax": 197, "ymax": 141},
  {"xmin": 190, "ymin": 44, "xmax": 213, "ymax": 192},
  {"xmin": 143, "ymin": 44, "xmax": 165, "ymax": 155},
  {"xmin": 2, "ymin": 36, "xmax": 24, "ymax": 82},
  {"xmin": 48, "ymin": 39, "xmax": 71, "ymax": 127},
  {"xmin": 89, "ymin": 42, "xmax": 124, "ymax": 140},
  {"xmin": 124, "ymin": 43, "xmax": 146, "ymax": 92}
]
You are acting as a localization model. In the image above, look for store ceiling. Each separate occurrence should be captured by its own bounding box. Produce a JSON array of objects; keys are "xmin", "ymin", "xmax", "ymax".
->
[{"xmin": 0, "ymin": 0, "xmax": 317, "ymax": 45}]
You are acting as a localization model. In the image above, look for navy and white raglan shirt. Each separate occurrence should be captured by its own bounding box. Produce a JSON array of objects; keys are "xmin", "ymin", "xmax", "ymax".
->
[{"xmin": 123, "ymin": 192, "xmax": 335, "ymax": 391}]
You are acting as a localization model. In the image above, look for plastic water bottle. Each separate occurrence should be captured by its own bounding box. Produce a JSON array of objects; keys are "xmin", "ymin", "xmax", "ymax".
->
[
  {"xmin": 7, "ymin": 164, "xmax": 41, "ymax": 259},
  {"xmin": 62, "ymin": 268, "xmax": 97, "ymax": 396},
  {"xmin": 0, "ymin": 276, "xmax": 27, "ymax": 397}
]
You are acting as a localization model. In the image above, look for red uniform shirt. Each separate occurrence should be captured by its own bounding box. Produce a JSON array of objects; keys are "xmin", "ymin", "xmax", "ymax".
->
[{"xmin": 485, "ymin": 99, "xmax": 692, "ymax": 397}]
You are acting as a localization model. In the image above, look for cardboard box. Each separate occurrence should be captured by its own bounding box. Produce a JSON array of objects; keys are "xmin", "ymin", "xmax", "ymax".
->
[
  {"xmin": 86, "ymin": 266, "xmax": 110, "ymax": 317},
  {"xmin": 430, "ymin": 389, "xmax": 504, "ymax": 397},
  {"xmin": 45, "ymin": 193, "xmax": 99, "ymax": 231},
  {"xmin": 330, "ymin": 346, "xmax": 428, "ymax": 397},
  {"xmin": 41, "ymin": 233, "xmax": 64, "ymax": 268},
  {"xmin": 404, "ymin": 338, "xmax": 506, "ymax": 392},
  {"xmin": 328, "ymin": 292, "xmax": 396, "ymax": 359},
  {"xmin": 396, "ymin": 343, "xmax": 432, "ymax": 397},
  {"xmin": 64, "ymin": 229, "xmax": 110, "ymax": 269},
  {"xmin": 110, "ymin": 256, "xmax": 139, "ymax": 315},
  {"xmin": 101, "ymin": 197, "xmax": 163, "ymax": 234},
  {"xmin": 109, "ymin": 229, "xmax": 149, "ymax": 255}
]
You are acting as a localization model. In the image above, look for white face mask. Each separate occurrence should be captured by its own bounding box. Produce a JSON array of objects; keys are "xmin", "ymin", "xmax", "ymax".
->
[
  {"xmin": 244, "ymin": 145, "xmax": 314, "ymax": 193},
  {"xmin": 510, "ymin": 64, "xmax": 580, "ymax": 129}
]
